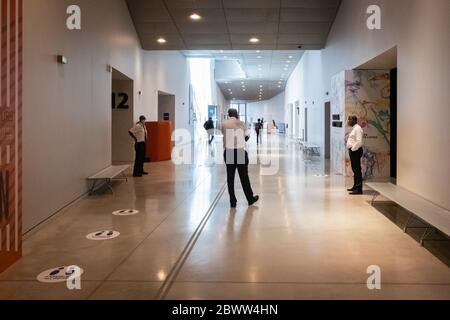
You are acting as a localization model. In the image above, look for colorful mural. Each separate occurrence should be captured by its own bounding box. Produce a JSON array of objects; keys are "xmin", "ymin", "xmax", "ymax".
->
[{"xmin": 331, "ymin": 70, "xmax": 391, "ymax": 179}]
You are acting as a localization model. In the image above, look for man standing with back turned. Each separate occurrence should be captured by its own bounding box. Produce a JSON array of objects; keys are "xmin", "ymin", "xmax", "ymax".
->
[
  {"xmin": 346, "ymin": 115, "xmax": 364, "ymax": 195},
  {"xmin": 222, "ymin": 109, "xmax": 259, "ymax": 208},
  {"xmin": 129, "ymin": 115, "xmax": 148, "ymax": 177}
]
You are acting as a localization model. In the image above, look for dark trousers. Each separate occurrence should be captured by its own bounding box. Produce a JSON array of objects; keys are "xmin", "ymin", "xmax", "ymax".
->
[
  {"xmin": 224, "ymin": 149, "xmax": 254, "ymax": 205},
  {"xmin": 133, "ymin": 141, "xmax": 146, "ymax": 176},
  {"xmin": 349, "ymin": 148, "xmax": 363, "ymax": 191},
  {"xmin": 256, "ymin": 131, "xmax": 261, "ymax": 144}
]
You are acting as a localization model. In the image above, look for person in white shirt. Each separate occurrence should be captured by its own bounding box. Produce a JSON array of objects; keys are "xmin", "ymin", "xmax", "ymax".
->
[
  {"xmin": 346, "ymin": 115, "xmax": 364, "ymax": 194},
  {"xmin": 128, "ymin": 116, "xmax": 148, "ymax": 177},
  {"xmin": 222, "ymin": 109, "xmax": 259, "ymax": 208}
]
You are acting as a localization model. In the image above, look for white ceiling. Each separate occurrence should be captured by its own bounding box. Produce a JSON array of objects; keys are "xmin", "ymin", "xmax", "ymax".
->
[
  {"xmin": 126, "ymin": 0, "xmax": 342, "ymax": 50},
  {"xmin": 183, "ymin": 50, "xmax": 303, "ymax": 102}
]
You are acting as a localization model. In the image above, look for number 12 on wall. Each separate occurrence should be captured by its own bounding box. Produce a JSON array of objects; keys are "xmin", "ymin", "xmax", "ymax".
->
[{"xmin": 111, "ymin": 93, "xmax": 129, "ymax": 109}]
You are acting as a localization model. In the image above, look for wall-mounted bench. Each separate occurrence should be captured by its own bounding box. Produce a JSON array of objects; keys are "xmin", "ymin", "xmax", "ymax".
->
[
  {"xmin": 87, "ymin": 165, "xmax": 130, "ymax": 195},
  {"xmin": 367, "ymin": 182, "xmax": 450, "ymax": 246}
]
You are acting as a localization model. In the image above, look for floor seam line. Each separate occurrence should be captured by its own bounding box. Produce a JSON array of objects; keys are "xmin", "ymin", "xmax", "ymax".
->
[{"xmin": 155, "ymin": 183, "xmax": 227, "ymax": 300}]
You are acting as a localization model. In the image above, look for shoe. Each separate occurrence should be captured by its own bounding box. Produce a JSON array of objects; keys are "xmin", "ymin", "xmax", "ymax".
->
[
  {"xmin": 347, "ymin": 187, "xmax": 356, "ymax": 191},
  {"xmin": 142, "ymin": 172, "xmax": 149, "ymax": 175},
  {"xmin": 349, "ymin": 190, "xmax": 363, "ymax": 195},
  {"xmin": 248, "ymin": 195, "xmax": 259, "ymax": 206},
  {"xmin": 230, "ymin": 202, "xmax": 237, "ymax": 208}
]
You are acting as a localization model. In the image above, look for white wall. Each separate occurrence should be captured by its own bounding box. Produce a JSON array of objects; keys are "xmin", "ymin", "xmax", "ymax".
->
[
  {"xmin": 23, "ymin": 0, "xmax": 191, "ymax": 232},
  {"xmin": 140, "ymin": 51, "xmax": 190, "ymax": 133},
  {"xmin": 23, "ymin": 0, "xmax": 144, "ymax": 232},
  {"xmin": 285, "ymin": 0, "xmax": 450, "ymax": 210},
  {"xmin": 247, "ymin": 92, "xmax": 285, "ymax": 126},
  {"xmin": 285, "ymin": 51, "xmax": 325, "ymax": 148}
]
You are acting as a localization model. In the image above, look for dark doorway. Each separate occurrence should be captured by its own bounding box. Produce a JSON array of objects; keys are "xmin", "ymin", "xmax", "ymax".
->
[
  {"xmin": 390, "ymin": 68, "xmax": 397, "ymax": 180},
  {"xmin": 324, "ymin": 102, "xmax": 331, "ymax": 159}
]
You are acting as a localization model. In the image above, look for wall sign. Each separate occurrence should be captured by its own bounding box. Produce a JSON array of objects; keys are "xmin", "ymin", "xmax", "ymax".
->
[
  {"xmin": 111, "ymin": 92, "xmax": 129, "ymax": 109},
  {"xmin": 86, "ymin": 230, "xmax": 120, "ymax": 240},
  {"xmin": 0, "ymin": 0, "xmax": 23, "ymax": 273}
]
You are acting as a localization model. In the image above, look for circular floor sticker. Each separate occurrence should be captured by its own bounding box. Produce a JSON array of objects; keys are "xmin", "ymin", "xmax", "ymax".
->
[
  {"xmin": 86, "ymin": 230, "xmax": 120, "ymax": 241},
  {"xmin": 112, "ymin": 209, "xmax": 139, "ymax": 216},
  {"xmin": 37, "ymin": 266, "xmax": 84, "ymax": 283}
]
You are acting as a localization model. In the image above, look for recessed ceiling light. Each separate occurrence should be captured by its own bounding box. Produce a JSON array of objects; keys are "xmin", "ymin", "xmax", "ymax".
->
[
  {"xmin": 243, "ymin": 89, "xmax": 246, "ymax": 91},
  {"xmin": 157, "ymin": 38, "xmax": 167, "ymax": 44},
  {"xmin": 257, "ymin": 56, "xmax": 262, "ymax": 59},
  {"xmin": 278, "ymin": 85, "xmax": 281, "ymax": 88},
  {"xmin": 256, "ymin": 50, "xmax": 260, "ymax": 53},
  {"xmin": 259, "ymin": 85, "xmax": 263, "ymax": 87},
  {"xmin": 242, "ymin": 85, "xmax": 245, "ymax": 88},
  {"xmin": 190, "ymin": 13, "xmax": 202, "ymax": 20},
  {"xmin": 249, "ymin": 37, "xmax": 260, "ymax": 43},
  {"xmin": 289, "ymin": 56, "xmax": 293, "ymax": 59}
]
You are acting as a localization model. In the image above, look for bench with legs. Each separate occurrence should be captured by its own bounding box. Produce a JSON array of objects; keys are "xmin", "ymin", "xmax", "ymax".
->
[
  {"xmin": 87, "ymin": 165, "xmax": 130, "ymax": 195},
  {"xmin": 367, "ymin": 182, "xmax": 450, "ymax": 246},
  {"xmin": 303, "ymin": 143, "xmax": 320, "ymax": 156}
]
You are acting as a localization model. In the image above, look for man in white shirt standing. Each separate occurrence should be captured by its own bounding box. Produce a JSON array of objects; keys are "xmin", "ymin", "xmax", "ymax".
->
[
  {"xmin": 346, "ymin": 115, "xmax": 364, "ymax": 195},
  {"xmin": 222, "ymin": 109, "xmax": 259, "ymax": 208},
  {"xmin": 128, "ymin": 115, "xmax": 148, "ymax": 177}
]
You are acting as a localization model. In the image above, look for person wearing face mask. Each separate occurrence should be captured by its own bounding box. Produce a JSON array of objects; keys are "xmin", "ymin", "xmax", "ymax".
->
[
  {"xmin": 128, "ymin": 115, "xmax": 148, "ymax": 177},
  {"xmin": 346, "ymin": 115, "xmax": 364, "ymax": 195}
]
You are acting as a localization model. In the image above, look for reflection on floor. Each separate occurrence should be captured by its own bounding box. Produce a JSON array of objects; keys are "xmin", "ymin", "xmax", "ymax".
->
[{"xmin": 0, "ymin": 135, "xmax": 449, "ymax": 300}]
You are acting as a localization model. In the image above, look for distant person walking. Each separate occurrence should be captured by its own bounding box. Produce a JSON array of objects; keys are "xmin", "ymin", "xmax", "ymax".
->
[
  {"xmin": 222, "ymin": 109, "xmax": 259, "ymax": 208},
  {"xmin": 203, "ymin": 117, "xmax": 215, "ymax": 144},
  {"xmin": 346, "ymin": 115, "xmax": 364, "ymax": 195},
  {"xmin": 129, "ymin": 116, "xmax": 148, "ymax": 177},
  {"xmin": 255, "ymin": 118, "xmax": 262, "ymax": 144}
]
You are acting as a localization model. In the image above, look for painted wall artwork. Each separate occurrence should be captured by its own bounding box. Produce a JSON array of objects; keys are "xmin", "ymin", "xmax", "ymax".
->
[{"xmin": 331, "ymin": 70, "xmax": 391, "ymax": 179}]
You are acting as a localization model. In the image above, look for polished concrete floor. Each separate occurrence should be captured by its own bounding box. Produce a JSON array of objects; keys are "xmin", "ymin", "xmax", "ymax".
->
[{"xmin": 0, "ymin": 134, "xmax": 449, "ymax": 300}]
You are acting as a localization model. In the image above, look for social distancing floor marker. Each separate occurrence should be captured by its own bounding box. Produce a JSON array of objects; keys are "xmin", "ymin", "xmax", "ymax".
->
[
  {"xmin": 112, "ymin": 209, "xmax": 139, "ymax": 216},
  {"xmin": 36, "ymin": 266, "xmax": 84, "ymax": 283},
  {"xmin": 86, "ymin": 230, "xmax": 120, "ymax": 240}
]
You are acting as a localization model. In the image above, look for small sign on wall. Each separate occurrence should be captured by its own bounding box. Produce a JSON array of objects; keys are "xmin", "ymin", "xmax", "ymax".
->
[{"xmin": 163, "ymin": 113, "xmax": 170, "ymax": 120}]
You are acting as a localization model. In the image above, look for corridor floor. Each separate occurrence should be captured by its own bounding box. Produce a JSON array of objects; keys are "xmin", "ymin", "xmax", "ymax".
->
[{"xmin": 0, "ymin": 135, "xmax": 449, "ymax": 300}]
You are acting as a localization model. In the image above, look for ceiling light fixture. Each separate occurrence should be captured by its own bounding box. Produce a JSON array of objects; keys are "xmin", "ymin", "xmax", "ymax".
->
[
  {"xmin": 157, "ymin": 38, "xmax": 167, "ymax": 44},
  {"xmin": 190, "ymin": 13, "xmax": 202, "ymax": 20},
  {"xmin": 257, "ymin": 56, "xmax": 262, "ymax": 59},
  {"xmin": 249, "ymin": 37, "xmax": 260, "ymax": 43}
]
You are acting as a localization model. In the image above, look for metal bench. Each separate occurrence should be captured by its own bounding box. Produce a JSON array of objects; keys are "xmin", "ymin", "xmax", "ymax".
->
[
  {"xmin": 367, "ymin": 182, "xmax": 450, "ymax": 246},
  {"xmin": 303, "ymin": 143, "xmax": 320, "ymax": 156},
  {"xmin": 87, "ymin": 165, "xmax": 130, "ymax": 195}
]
